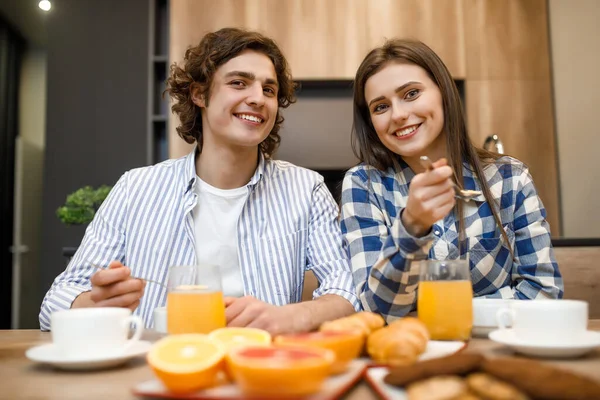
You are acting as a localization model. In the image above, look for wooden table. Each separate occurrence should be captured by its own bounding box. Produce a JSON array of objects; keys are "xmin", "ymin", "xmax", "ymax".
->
[{"xmin": 1, "ymin": 321, "xmax": 599, "ymax": 400}]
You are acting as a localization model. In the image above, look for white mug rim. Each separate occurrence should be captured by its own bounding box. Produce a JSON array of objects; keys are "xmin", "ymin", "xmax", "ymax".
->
[
  {"xmin": 507, "ymin": 299, "xmax": 587, "ymax": 309},
  {"xmin": 52, "ymin": 307, "xmax": 132, "ymax": 320}
]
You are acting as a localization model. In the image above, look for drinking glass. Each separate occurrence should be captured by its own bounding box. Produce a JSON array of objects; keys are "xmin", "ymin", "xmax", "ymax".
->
[
  {"xmin": 417, "ymin": 259, "xmax": 473, "ymax": 340},
  {"xmin": 166, "ymin": 264, "xmax": 226, "ymax": 334}
]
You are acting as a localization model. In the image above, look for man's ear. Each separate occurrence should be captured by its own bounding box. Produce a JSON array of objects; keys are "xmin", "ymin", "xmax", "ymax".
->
[{"xmin": 190, "ymin": 83, "xmax": 206, "ymax": 108}]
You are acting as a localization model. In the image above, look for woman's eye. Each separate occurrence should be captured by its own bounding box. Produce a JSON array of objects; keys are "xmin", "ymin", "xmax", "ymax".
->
[
  {"xmin": 405, "ymin": 89, "xmax": 420, "ymax": 100},
  {"xmin": 264, "ymin": 87, "xmax": 276, "ymax": 95},
  {"xmin": 230, "ymin": 80, "xmax": 245, "ymax": 87},
  {"xmin": 373, "ymin": 104, "xmax": 388, "ymax": 113}
]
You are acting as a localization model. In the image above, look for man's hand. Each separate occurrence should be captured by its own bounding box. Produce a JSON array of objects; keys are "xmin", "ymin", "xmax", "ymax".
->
[
  {"xmin": 72, "ymin": 260, "xmax": 145, "ymax": 311},
  {"xmin": 402, "ymin": 157, "xmax": 456, "ymax": 237},
  {"xmin": 225, "ymin": 296, "xmax": 310, "ymax": 336},
  {"xmin": 224, "ymin": 294, "xmax": 355, "ymax": 336}
]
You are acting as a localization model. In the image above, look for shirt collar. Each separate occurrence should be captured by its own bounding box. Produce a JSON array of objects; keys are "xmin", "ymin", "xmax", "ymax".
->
[
  {"xmin": 183, "ymin": 146, "xmax": 266, "ymax": 195},
  {"xmin": 248, "ymin": 151, "xmax": 266, "ymax": 187}
]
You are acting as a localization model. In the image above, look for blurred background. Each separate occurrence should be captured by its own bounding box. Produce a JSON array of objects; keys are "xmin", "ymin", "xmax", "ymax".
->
[{"xmin": 0, "ymin": 0, "xmax": 598, "ymax": 329}]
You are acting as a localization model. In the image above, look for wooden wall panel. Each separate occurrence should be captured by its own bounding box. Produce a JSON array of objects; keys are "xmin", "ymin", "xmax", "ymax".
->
[
  {"xmin": 169, "ymin": 0, "xmax": 466, "ymax": 79},
  {"xmin": 463, "ymin": 0, "xmax": 560, "ymax": 235},
  {"xmin": 466, "ymin": 80, "xmax": 560, "ymax": 235},
  {"xmin": 463, "ymin": 0, "xmax": 552, "ymax": 79},
  {"xmin": 554, "ymin": 247, "xmax": 600, "ymax": 318}
]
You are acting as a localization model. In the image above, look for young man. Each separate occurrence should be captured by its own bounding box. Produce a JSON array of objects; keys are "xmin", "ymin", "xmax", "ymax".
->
[{"xmin": 40, "ymin": 28, "xmax": 359, "ymax": 334}]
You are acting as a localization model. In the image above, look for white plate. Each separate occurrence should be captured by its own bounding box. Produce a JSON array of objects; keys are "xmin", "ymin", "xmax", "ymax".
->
[
  {"xmin": 365, "ymin": 367, "xmax": 408, "ymax": 400},
  {"xmin": 133, "ymin": 359, "xmax": 368, "ymax": 400},
  {"xmin": 364, "ymin": 340, "xmax": 466, "ymax": 400},
  {"xmin": 488, "ymin": 329, "xmax": 600, "ymax": 358},
  {"xmin": 26, "ymin": 340, "xmax": 152, "ymax": 370},
  {"xmin": 416, "ymin": 340, "xmax": 466, "ymax": 361}
]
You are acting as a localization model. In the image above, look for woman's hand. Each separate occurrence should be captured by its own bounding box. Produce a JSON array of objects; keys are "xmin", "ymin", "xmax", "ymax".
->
[{"xmin": 402, "ymin": 158, "xmax": 456, "ymax": 237}]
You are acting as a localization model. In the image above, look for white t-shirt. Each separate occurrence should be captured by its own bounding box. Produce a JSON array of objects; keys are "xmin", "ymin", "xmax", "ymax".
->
[{"xmin": 192, "ymin": 176, "xmax": 249, "ymax": 297}]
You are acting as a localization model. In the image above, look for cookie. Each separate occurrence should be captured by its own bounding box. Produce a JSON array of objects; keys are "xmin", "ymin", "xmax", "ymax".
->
[
  {"xmin": 407, "ymin": 376, "xmax": 467, "ymax": 400},
  {"xmin": 466, "ymin": 373, "xmax": 530, "ymax": 400},
  {"xmin": 482, "ymin": 358, "xmax": 600, "ymax": 400},
  {"xmin": 384, "ymin": 353, "xmax": 484, "ymax": 387}
]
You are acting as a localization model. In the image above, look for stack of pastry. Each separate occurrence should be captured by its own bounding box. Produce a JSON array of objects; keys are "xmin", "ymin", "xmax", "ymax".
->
[
  {"xmin": 320, "ymin": 312, "xmax": 430, "ymax": 367},
  {"xmin": 319, "ymin": 311, "xmax": 385, "ymax": 338},
  {"xmin": 366, "ymin": 317, "xmax": 430, "ymax": 367}
]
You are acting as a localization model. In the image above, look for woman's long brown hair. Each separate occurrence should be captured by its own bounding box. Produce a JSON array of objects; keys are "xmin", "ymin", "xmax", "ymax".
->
[{"xmin": 352, "ymin": 38, "xmax": 512, "ymax": 257}]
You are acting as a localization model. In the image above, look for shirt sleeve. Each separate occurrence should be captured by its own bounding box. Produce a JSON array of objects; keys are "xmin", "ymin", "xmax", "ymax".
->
[
  {"xmin": 340, "ymin": 168, "xmax": 434, "ymax": 322},
  {"xmin": 39, "ymin": 173, "xmax": 129, "ymax": 331},
  {"xmin": 510, "ymin": 166, "xmax": 563, "ymax": 299},
  {"xmin": 305, "ymin": 179, "xmax": 361, "ymax": 311}
]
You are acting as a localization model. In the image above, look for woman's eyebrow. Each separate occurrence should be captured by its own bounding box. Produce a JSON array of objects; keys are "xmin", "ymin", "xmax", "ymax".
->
[{"xmin": 367, "ymin": 81, "xmax": 421, "ymax": 107}]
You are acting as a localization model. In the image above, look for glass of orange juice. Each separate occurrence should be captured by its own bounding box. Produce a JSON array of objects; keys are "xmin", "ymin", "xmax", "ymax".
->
[
  {"xmin": 166, "ymin": 264, "xmax": 226, "ymax": 334},
  {"xmin": 417, "ymin": 259, "xmax": 473, "ymax": 340}
]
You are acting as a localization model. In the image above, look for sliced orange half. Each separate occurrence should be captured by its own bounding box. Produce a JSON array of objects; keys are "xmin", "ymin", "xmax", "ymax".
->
[
  {"xmin": 274, "ymin": 330, "xmax": 364, "ymax": 374},
  {"xmin": 208, "ymin": 327, "xmax": 272, "ymax": 351},
  {"xmin": 208, "ymin": 327, "xmax": 271, "ymax": 381},
  {"xmin": 147, "ymin": 334, "xmax": 225, "ymax": 393},
  {"xmin": 226, "ymin": 345, "xmax": 335, "ymax": 397}
]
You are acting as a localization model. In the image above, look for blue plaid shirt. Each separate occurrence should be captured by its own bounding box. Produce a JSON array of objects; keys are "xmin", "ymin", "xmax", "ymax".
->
[{"xmin": 340, "ymin": 156, "xmax": 563, "ymax": 322}]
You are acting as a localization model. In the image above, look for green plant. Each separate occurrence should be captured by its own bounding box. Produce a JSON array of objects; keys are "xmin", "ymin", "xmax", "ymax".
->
[{"xmin": 56, "ymin": 185, "xmax": 112, "ymax": 225}]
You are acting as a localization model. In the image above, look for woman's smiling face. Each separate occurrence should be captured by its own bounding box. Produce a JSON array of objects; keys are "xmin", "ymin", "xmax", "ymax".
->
[{"xmin": 365, "ymin": 62, "xmax": 446, "ymax": 163}]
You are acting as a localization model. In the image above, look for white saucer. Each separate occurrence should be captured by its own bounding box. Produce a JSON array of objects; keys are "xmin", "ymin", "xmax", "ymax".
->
[
  {"xmin": 472, "ymin": 326, "xmax": 497, "ymax": 338},
  {"xmin": 488, "ymin": 329, "xmax": 600, "ymax": 358},
  {"xmin": 26, "ymin": 340, "xmax": 152, "ymax": 370}
]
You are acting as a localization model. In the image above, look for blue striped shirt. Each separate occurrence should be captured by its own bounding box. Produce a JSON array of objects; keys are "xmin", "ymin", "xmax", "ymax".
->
[
  {"xmin": 40, "ymin": 150, "xmax": 360, "ymax": 330},
  {"xmin": 341, "ymin": 156, "xmax": 563, "ymax": 322}
]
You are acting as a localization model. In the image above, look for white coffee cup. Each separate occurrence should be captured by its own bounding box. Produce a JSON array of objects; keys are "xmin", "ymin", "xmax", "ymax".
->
[
  {"xmin": 153, "ymin": 306, "xmax": 167, "ymax": 333},
  {"xmin": 51, "ymin": 307, "xmax": 144, "ymax": 359},
  {"xmin": 496, "ymin": 300, "xmax": 588, "ymax": 345},
  {"xmin": 473, "ymin": 298, "xmax": 515, "ymax": 328}
]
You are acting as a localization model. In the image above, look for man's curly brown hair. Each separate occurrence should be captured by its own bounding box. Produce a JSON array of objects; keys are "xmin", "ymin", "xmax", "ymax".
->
[{"xmin": 165, "ymin": 27, "xmax": 297, "ymax": 157}]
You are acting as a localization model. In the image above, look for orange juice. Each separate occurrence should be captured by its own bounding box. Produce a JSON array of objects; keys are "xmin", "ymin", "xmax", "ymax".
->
[
  {"xmin": 167, "ymin": 289, "xmax": 226, "ymax": 334},
  {"xmin": 418, "ymin": 280, "xmax": 473, "ymax": 340}
]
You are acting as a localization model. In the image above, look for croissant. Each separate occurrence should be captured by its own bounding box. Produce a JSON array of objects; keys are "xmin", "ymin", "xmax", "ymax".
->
[
  {"xmin": 367, "ymin": 317, "xmax": 430, "ymax": 367},
  {"xmin": 319, "ymin": 311, "xmax": 385, "ymax": 337}
]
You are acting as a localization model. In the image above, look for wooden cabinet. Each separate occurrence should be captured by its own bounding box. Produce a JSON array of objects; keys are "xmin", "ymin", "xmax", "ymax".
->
[
  {"xmin": 466, "ymin": 80, "xmax": 560, "ymax": 235},
  {"xmin": 169, "ymin": 0, "xmax": 466, "ymax": 79},
  {"xmin": 463, "ymin": 0, "xmax": 551, "ymax": 80},
  {"xmin": 464, "ymin": 0, "xmax": 560, "ymax": 234}
]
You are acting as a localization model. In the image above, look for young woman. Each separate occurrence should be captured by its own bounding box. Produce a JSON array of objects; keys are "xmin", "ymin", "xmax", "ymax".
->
[{"xmin": 341, "ymin": 39, "xmax": 563, "ymax": 321}]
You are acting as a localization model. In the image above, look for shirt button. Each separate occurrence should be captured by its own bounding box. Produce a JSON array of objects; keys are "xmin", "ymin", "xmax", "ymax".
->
[{"xmin": 434, "ymin": 230, "xmax": 440, "ymax": 236}]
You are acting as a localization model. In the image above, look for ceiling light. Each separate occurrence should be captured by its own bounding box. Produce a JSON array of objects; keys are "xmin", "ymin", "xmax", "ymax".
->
[{"xmin": 39, "ymin": 0, "xmax": 51, "ymax": 11}]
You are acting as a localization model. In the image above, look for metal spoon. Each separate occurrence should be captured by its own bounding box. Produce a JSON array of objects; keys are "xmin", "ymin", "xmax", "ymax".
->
[
  {"xmin": 419, "ymin": 156, "xmax": 482, "ymax": 202},
  {"xmin": 90, "ymin": 263, "xmax": 167, "ymax": 289}
]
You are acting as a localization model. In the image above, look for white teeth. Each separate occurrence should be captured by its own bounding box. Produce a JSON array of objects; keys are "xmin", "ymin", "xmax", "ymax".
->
[
  {"xmin": 237, "ymin": 114, "xmax": 263, "ymax": 123},
  {"xmin": 396, "ymin": 125, "xmax": 418, "ymax": 137}
]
